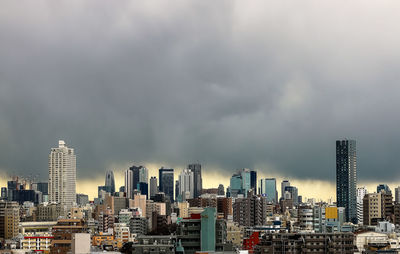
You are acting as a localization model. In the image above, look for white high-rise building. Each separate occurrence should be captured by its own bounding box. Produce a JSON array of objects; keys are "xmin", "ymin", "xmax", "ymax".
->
[
  {"xmin": 125, "ymin": 169, "xmax": 134, "ymax": 199},
  {"xmin": 178, "ymin": 169, "xmax": 194, "ymax": 200},
  {"xmin": 48, "ymin": 140, "xmax": 76, "ymax": 207},
  {"xmin": 356, "ymin": 186, "xmax": 368, "ymax": 225}
]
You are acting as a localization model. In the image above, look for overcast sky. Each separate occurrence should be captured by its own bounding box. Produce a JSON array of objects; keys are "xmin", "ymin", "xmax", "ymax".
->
[{"xmin": 1, "ymin": 1, "xmax": 400, "ymax": 188}]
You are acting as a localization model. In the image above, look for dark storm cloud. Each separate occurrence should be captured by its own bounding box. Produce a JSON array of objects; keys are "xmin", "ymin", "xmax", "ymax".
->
[{"xmin": 1, "ymin": 1, "xmax": 400, "ymax": 182}]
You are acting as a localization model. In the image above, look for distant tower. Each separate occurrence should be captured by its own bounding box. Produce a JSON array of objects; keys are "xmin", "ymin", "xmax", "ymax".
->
[
  {"xmin": 150, "ymin": 176, "xmax": 158, "ymax": 199},
  {"xmin": 48, "ymin": 140, "xmax": 76, "ymax": 207},
  {"xmin": 336, "ymin": 139, "xmax": 357, "ymax": 223},
  {"xmin": 125, "ymin": 165, "xmax": 148, "ymax": 199},
  {"xmin": 105, "ymin": 170, "xmax": 115, "ymax": 194},
  {"xmin": 179, "ymin": 169, "xmax": 194, "ymax": 201},
  {"xmin": 377, "ymin": 184, "xmax": 391, "ymax": 194},
  {"xmin": 281, "ymin": 180, "xmax": 290, "ymax": 200},
  {"xmin": 250, "ymin": 170, "xmax": 257, "ymax": 193},
  {"xmin": 395, "ymin": 187, "xmax": 400, "ymax": 203},
  {"xmin": 217, "ymin": 184, "xmax": 225, "ymax": 196},
  {"xmin": 188, "ymin": 164, "xmax": 202, "ymax": 198},
  {"xmin": 265, "ymin": 178, "xmax": 277, "ymax": 203},
  {"xmin": 159, "ymin": 167, "xmax": 174, "ymax": 202}
]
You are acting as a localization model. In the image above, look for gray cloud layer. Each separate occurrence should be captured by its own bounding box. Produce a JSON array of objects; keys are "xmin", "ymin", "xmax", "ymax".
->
[{"xmin": 1, "ymin": 1, "xmax": 400, "ymax": 182}]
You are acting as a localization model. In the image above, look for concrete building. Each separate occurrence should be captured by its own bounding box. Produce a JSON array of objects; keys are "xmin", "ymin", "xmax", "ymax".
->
[
  {"xmin": 381, "ymin": 191, "xmax": 394, "ymax": 222},
  {"xmin": 50, "ymin": 219, "xmax": 86, "ymax": 254},
  {"xmin": 176, "ymin": 208, "xmax": 230, "ymax": 254},
  {"xmin": 336, "ymin": 139, "xmax": 357, "ymax": 223},
  {"xmin": 130, "ymin": 217, "xmax": 148, "ymax": 236},
  {"xmin": 98, "ymin": 208, "xmax": 114, "ymax": 234},
  {"xmin": 217, "ymin": 184, "xmax": 225, "ymax": 196},
  {"xmin": 125, "ymin": 235, "xmax": 176, "ymax": 254},
  {"xmin": 201, "ymin": 207, "xmax": 216, "ymax": 252},
  {"xmin": 76, "ymin": 193, "xmax": 89, "ymax": 206},
  {"xmin": 71, "ymin": 233, "xmax": 90, "ymax": 254},
  {"xmin": 226, "ymin": 221, "xmax": 242, "ymax": 248},
  {"xmin": 178, "ymin": 201, "xmax": 189, "ymax": 218},
  {"xmin": 298, "ymin": 204, "xmax": 313, "ymax": 231},
  {"xmin": 233, "ymin": 195, "xmax": 267, "ymax": 227},
  {"xmin": 36, "ymin": 203, "xmax": 66, "ymax": 221},
  {"xmin": 149, "ymin": 176, "xmax": 158, "ymax": 199},
  {"xmin": 49, "ymin": 140, "xmax": 76, "ymax": 207},
  {"xmin": 395, "ymin": 186, "xmax": 400, "ymax": 203},
  {"xmin": 363, "ymin": 192, "xmax": 382, "ymax": 225},
  {"xmin": 0, "ymin": 201, "xmax": 19, "ymax": 239},
  {"xmin": 21, "ymin": 232, "xmax": 53, "ymax": 252},
  {"xmin": 254, "ymin": 232, "xmax": 355, "ymax": 253},
  {"xmin": 354, "ymin": 231, "xmax": 390, "ymax": 254},
  {"xmin": 178, "ymin": 169, "xmax": 194, "ymax": 201},
  {"xmin": 113, "ymin": 223, "xmax": 130, "ymax": 244},
  {"xmin": 130, "ymin": 193, "xmax": 147, "ymax": 217},
  {"xmin": 118, "ymin": 209, "xmax": 133, "ymax": 225},
  {"xmin": 356, "ymin": 187, "xmax": 367, "ymax": 225}
]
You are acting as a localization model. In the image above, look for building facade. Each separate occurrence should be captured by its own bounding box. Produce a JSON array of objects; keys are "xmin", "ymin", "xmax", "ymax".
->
[
  {"xmin": 159, "ymin": 167, "xmax": 174, "ymax": 202},
  {"xmin": 49, "ymin": 140, "xmax": 76, "ymax": 207},
  {"xmin": 265, "ymin": 178, "xmax": 277, "ymax": 203},
  {"xmin": 178, "ymin": 169, "xmax": 194, "ymax": 201},
  {"xmin": 356, "ymin": 187, "xmax": 367, "ymax": 225},
  {"xmin": 149, "ymin": 176, "xmax": 158, "ymax": 199},
  {"xmin": 105, "ymin": 170, "xmax": 115, "ymax": 194},
  {"xmin": 188, "ymin": 163, "xmax": 202, "ymax": 198},
  {"xmin": 336, "ymin": 139, "xmax": 357, "ymax": 223}
]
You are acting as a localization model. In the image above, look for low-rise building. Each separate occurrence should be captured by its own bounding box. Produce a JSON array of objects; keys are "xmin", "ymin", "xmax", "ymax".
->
[
  {"xmin": 254, "ymin": 232, "xmax": 355, "ymax": 253},
  {"xmin": 20, "ymin": 232, "xmax": 53, "ymax": 252}
]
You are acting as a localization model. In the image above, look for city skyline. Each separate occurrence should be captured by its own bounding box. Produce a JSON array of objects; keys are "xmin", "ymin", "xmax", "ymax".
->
[
  {"xmin": 1, "ymin": 2, "xmax": 400, "ymax": 190},
  {"xmin": 2, "ymin": 1, "xmax": 400, "ymax": 252},
  {"xmin": 0, "ymin": 139, "xmax": 399, "ymax": 202}
]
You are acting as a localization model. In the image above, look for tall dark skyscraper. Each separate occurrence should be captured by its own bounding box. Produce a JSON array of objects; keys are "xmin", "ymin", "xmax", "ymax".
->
[
  {"xmin": 250, "ymin": 170, "xmax": 257, "ymax": 192},
  {"xmin": 105, "ymin": 170, "xmax": 115, "ymax": 194},
  {"xmin": 336, "ymin": 139, "xmax": 357, "ymax": 223},
  {"xmin": 159, "ymin": 167, "xmax": 174, "ymax": 202},
  {"xmin": 188, "ymin": 163, "xmax": 202, "ymax": 198}
]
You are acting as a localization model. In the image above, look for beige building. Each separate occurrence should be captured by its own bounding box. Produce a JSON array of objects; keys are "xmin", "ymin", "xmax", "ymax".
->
[
  {"xmin": 226, "ymin": 221, "xmax": 243, "ymax": 248},
  {"xmin": 363, "ymin": 192, "xmax": 382, "ymax": 225},
  {"xmin": 178, "ymin": 202, "xmax": 189, "ymax": 218},
  {"xmin": 354, "ymin": 231, "xmax": 388, "ymax": 254},
  {"xmin": 0, "ymin": 201, "xmax": 20, "ymax": 239},
  {"xmin": 68, "ymin": 207, "xmax": 84, "ymax": 219},
  {"xmin": 36, "ymin": 203, "xmax": 66, "ymax": 221},
  {"xmin": 130, "ymin": 194, "xmax": 147, "ymax": 217}
]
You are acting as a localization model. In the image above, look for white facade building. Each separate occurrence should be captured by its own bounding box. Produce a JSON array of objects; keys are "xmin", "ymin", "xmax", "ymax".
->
[
  {"xmin": 49, "ymin": 140, "xmax": 76, "ymax": 207},
  {"xmin": 356, "ymin": 186, "xmax": 368, "ymax": 225},
  {"xmin": 178, "ymin": 169, "xmax": 194, "ymax": 200},
  {"xmin": 125, "ymin": 169, "xmax": 134, "ymax": 199}
]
